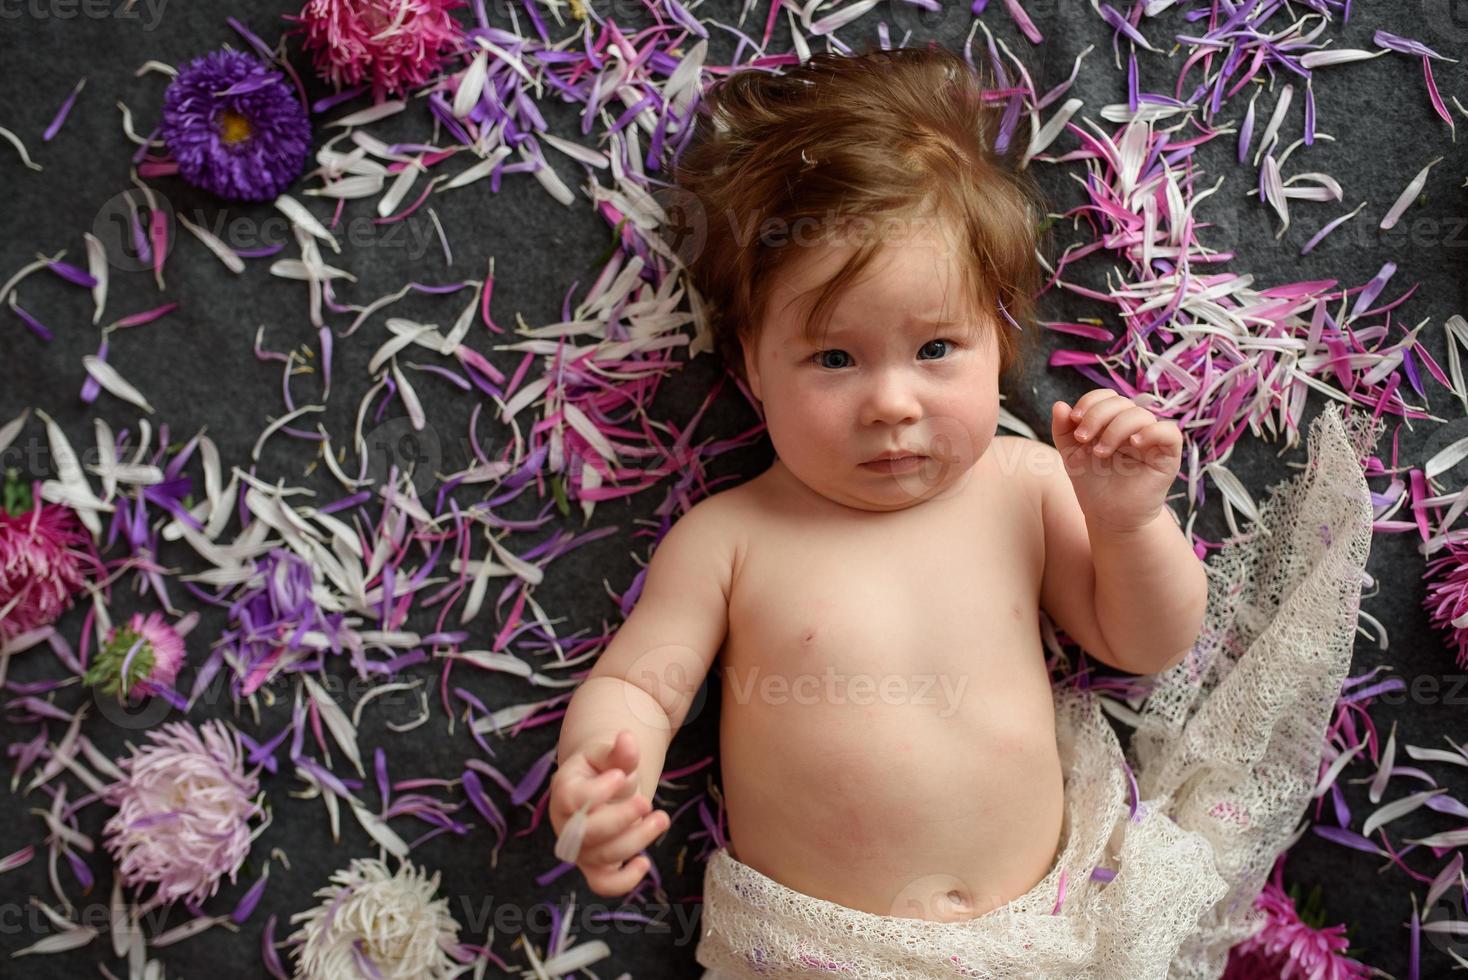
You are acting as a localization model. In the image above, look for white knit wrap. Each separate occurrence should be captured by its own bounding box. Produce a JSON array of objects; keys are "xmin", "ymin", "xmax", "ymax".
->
[{"xmin": 696, "ymin": 405, "xmax": 1378, "ymax": 980}]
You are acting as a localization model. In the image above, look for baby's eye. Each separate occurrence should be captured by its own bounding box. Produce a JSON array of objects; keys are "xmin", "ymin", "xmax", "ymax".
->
[
  {"xmin": 918, "ymin": 339, "xmax": 956, "ymax": 359},
  {"xmin": 812, "ymin": 349, "xmax": 853, "ymax": 369}
]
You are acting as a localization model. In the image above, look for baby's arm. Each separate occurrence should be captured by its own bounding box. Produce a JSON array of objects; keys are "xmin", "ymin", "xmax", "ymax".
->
[
  {"xmin": 555, "ymin": 496, "xmax": 733, "ymax": 804},
  {"xmin": 1042, "ymin": 474, "xmax": 1207, "ymax": 674},
  {"xmin": 1033, "ymin": 392, "xmax": 1207, "ymax": 675}
]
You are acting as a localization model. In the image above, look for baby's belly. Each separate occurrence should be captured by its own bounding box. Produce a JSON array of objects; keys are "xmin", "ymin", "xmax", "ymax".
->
[{"xmin": 716, "ymin": 651, "xmax": 1066, "ymax": 922}]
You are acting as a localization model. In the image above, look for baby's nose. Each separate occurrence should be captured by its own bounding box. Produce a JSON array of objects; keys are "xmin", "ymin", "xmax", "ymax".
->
[{"xmin": 860, "ymin": 381, "xmax": 921, "ymax": 427}]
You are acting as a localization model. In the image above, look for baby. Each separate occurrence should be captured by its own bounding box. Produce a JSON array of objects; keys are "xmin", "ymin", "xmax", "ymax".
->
[{"xmin": 549, "ymin": 45, "xmax": 1206, "ymax": 931}]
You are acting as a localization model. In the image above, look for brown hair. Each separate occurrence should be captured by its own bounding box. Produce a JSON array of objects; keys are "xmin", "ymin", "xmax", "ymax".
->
[{"xmin": 668, "ymin": 42, "xmax": 1051, "ymax": 387}]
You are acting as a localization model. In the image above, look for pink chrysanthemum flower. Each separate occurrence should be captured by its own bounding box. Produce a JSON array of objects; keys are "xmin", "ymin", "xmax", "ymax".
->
[
  {"xmin": 102, "ymin": 720, "xmax": 264, "ymax": 907},
  {"xmin": 84, "ymin": 611, "xmax": 186, "ymax": 698},
  {"xmin": 289, "ymin": 0, "xmax": 468, "ymax": 103},
  {"xmin": 1423, "ymin": 537, "xmax": 1468, "ymax": 669},
  {"xmin": 0, "ymin": 493, "xmax": 97, "ymax": 644},
  {"xmin": 1223, "ymin": 857, "xmax": 1371, "ymax": 980}
]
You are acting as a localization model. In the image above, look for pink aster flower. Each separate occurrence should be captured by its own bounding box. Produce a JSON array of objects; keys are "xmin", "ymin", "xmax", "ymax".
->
[
  {"xmin": 0, "ymin": 494, "xmax": 98, "ymax": 645},
  {"xmin": 1424, "ymin": 537, "xmax": 1468, "ymax": 669},
  {"xmin": 288, "ymin": 0, "xmax": 468, "ymax": 103},
  {"xmin": 102, "ymin": 720, "xmax": 264, "ymax": 907},
  {"xmin": 1222, "ymin": 856, "xmax": 1371, "ymax": 980},
  {"xmin": 84, "ymin": 611, "xmax": 186, "ymax": 698}
]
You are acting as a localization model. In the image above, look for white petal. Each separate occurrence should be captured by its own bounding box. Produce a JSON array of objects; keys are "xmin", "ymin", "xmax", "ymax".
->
[
  {"xmin": 453, "ymin": 50, "xmax": 488, "ymax": 119},
  {"xmin": 83, "ymin": 232, "xmax": 107, "ymax": 324},
  {"xmin": 525, "ymin": 145, "xmax": 575, "ymax": 207},
  {"xmin": 539, "ymin": 132, "xmax": 609, "ymax": 170},
  {"xmin": 0, "ymin": 124, "xmax": 42, "ymax": 171},
  {"xmin": 1362, "ymin": 788, "xmax": 1446, "ymax": 839},
  {"xmin": 0, "ymin": 407, "xmax": 28, "ymax": 457},
  {"xmin": 175, "ymin": 213, "xmax": 244, "ymax": 273},
  {"xmin": 439, "ymin": 147, "xmax": 512, "ymax": 190},
  {"xmin": 1300, "ymin": 49, "xmax": 1387, "ymax": 69},
  {"xmin": 11, "ymin": 927, "xmax": 98, "ymax": 956},
  {"xmin": 274, "ymin": 194, "xmax": 340, "ymax": 253},
  {"xmin": 328, "ymin": 100, "xmax": 406, "ymax": 128},
  {"xmin": 303, "ymin": 674, "xmax": 365, "ymax": 776},
  {"xmin": 149, "ymin": 915, "xmax": 229, "ymax": 948},
  {"xmin": 1380, "ymin": 156, "xmax": 1443, "ymax": 230},
  {"xmin": 350, "ymin": 802, "xmax": 409, "ymax": 858},
  {"xmin": 304, "ymin": 174, "xmax": 386, "ymax": 200},
  {"xmin": 251, "ymin": 404, "xmax": 325, "ymax": 462},
  {"xmin": 377, "ymin": 160, "xmax": 421, "ymax": 218}
]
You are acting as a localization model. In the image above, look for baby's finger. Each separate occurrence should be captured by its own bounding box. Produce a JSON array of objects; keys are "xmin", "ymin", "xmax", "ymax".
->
[
  {"xmin": 1126, "ymin": 420, "xmax": 1183, "ymax": 454},
  {"xmin": 1070, "ymin": 388, "xmax": 1120, "ymax": 421},
  {"xmin": 1091, "ymin": 407, "xmax": 1158, "ymax": 456},
  {"xmin": 556, "ymin": 767, "xmax": 627, "ymax": 821},
  {"xmin": 582, "ymin": 855, "xmax": 654, "ymax": 898},
  {"xmin": 583, "ymin": 808, "xmax": 671, "ymax": 867},
  {"xmin": 590, "ymin": 732, "xmax": 641, "ymax": 790},
  {"xmin": 1071, "ymin": 396, "xmax": 1133, "ymax": 444},
  {"xmin": 579, "ymin": 795, "xmax": 652, "ymax": 849},
  {"xmin": 1051, "ymin": 401, "xmax": 1080, "ymax": 442}
]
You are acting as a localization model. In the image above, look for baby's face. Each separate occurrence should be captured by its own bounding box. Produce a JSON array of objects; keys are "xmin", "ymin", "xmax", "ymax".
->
[{"xmin": 744, "ymin": 224, "xmax": 1001, "ymax": 513}]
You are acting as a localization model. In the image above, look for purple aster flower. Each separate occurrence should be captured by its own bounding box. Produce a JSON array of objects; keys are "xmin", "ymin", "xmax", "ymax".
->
[{"xmin": 160, "ymin": 48, "xmax": 311, "ymax": 202}]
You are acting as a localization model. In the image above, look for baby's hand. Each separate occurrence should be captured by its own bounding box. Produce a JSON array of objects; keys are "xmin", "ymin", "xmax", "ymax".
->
[
  {"xmin": 549, "ymin": 730, "xmax": 669, "ymax": 897},
  {"xmin": 1050, "ymin": 389, "xmax": 1183, "ymax": 533}
]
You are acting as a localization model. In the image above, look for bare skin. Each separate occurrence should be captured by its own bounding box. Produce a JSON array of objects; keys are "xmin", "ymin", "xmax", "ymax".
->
[
  {"xmin": 709, "ymin": 438, "xmax": 1065, "ymax": 922},
  {"xmin": 550, "ymin": 220, "xmax": 1203, "ymax": 915}
]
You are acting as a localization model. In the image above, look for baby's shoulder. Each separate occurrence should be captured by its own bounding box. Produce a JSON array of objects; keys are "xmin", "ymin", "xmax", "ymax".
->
[
  {"xmin": 988, "ymin": 434, "xmax": 1060, "ymax": 481},
  {"xmin": 669, "ymin": 481, "xmax": 756, "ymax": 556},
  {"xmin": 986, "ymin": 435, "xmax": 1056, "ymax": 517}
]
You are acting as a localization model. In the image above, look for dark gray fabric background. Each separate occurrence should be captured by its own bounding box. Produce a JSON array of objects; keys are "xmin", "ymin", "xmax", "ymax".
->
[{"xmin": 1, "ymin": 1, "xmax": 1465, "ymax": 977}]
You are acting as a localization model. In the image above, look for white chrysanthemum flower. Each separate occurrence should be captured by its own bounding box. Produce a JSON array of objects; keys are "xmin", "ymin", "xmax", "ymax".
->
[{"xmin": 288, "ymin": 857, "xmax": 464, "ymax": 980}]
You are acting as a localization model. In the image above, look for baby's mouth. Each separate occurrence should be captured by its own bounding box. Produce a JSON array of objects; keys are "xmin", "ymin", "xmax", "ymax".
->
[{"xmin": 860, "ymin": 454, "xmax": 927, "ymax": 469}]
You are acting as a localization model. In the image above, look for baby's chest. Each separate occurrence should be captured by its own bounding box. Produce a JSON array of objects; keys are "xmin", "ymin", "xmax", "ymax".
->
[{"xmin": 724, "ymin": 494, "xmax": 1043, "ymax": 681}]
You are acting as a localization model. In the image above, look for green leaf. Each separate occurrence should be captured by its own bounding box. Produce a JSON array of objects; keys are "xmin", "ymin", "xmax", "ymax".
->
[
  {"xmin": 592, "ymin": 217, "xmax": 629, "ymax": 271},
  {"xmin": 1301, "ymin": 882, "xmax": 1325, "ymax": 928},
  {"xmin": 2, "ymin": 468, "xmax": 32, "ymax": 516},
  {"xmin": 550, "ymin": 474, "xmax": 570, "ymax": 518}
]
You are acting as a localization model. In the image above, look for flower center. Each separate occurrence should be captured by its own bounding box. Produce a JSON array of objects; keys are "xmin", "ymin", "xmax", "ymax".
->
[
  {"xmin": 83, "ymin": 626, "xmax": 156, "ymax": 697},
  {"xmin": 217, "ymin": 110, "xmax": 254, "ymax": 145}
]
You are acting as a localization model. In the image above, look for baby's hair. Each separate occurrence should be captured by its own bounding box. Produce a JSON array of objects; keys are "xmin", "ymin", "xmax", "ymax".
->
[{"xmin": 670, "ymin": 42, "xmax": 1051, "ymax": 386}]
